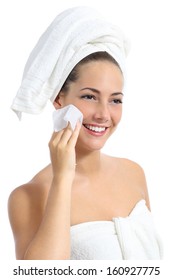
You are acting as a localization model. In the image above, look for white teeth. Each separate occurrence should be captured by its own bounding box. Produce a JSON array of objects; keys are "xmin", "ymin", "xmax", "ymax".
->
[{"xmin": 84, "ymin": 125, "xmax": 106, "ymax": 132}]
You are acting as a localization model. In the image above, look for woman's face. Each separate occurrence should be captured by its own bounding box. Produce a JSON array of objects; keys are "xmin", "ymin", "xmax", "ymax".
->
[{"xmin": 57, "ymin": 60, "xmax": 124, "ymax": 152}]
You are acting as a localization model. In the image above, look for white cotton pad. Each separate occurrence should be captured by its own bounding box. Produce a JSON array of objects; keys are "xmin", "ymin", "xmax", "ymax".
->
[{"xmin": 52, "ymin": 104, "xmax": 83, "ymax": 132}]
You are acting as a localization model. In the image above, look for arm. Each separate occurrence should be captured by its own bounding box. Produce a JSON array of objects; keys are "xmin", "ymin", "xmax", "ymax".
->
[
  {"xmin": 120, "ymin": 158, "xmax": 151, "ymax": 210},
  {"xmin": 8, "ymin": 122, "xmax": 81, "ymax": 260},
  {"xmin": 25, "ymin": 176, "xmax": 73, "ymax": 260},
  {"xmin": 135, "ymin": 163, "xmax": 151, "ymax": 210},
  {"xmin": 131, "ymin": 160, "xmax": 151, "ymax": 210}
]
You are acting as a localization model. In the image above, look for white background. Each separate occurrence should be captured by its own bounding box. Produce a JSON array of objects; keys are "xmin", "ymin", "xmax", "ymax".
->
[{"xmin": 0, "ymin": 0, "xmax": 172, "ymax": 270}]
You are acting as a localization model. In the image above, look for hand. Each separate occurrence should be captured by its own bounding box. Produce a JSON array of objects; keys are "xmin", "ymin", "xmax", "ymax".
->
[{"xmin": 48, "ymin": 121, "xmax": 81, "ymax": 178}]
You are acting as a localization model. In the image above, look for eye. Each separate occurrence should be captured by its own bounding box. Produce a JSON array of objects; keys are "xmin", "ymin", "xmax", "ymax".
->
[
  {"xmin": 111, "ymin": 99, "xmax": 123, "ymax": 104},
  {"xmin": 80, "ymin": 94, "xmax": 96, "ymax": 100}
]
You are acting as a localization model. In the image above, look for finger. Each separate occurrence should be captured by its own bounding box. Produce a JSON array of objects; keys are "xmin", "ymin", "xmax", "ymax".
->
[
  {"xmin": 48, "ymin": 130, "xmax": 65, "ymax": 148},
  {"xmin": 59, "ymin": 122, "xmax": 73, "ymax": 146},
  {"xmin": 68, "ymin": 121, "xmax": 82, "ymax": 147}
]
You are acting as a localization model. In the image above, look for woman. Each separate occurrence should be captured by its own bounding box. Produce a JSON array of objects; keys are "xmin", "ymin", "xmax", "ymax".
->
[{"xmin": 8, "ymin": 7, "xmax": 162, "ymax": 260}]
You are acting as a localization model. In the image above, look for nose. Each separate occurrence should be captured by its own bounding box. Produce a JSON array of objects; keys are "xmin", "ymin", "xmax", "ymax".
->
[{"xmin": 93, "ymin": 102, "xmax": 110, "ymax": 123}]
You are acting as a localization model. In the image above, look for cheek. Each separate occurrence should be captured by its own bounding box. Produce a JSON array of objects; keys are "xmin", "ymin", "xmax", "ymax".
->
[
  {"xmin": 81, "ymin": 107, "xmax": 94, "ymax": 120},
  {"xmin": 60, "ymin": 97, "xmax": 87, "ymax": 115},
  {"xmin": 110, "ymin": 106, "xmax": 123, "ymax": 124},
  {"xmin": 72, "ymin": 100, "xmax": 94, "ymax": 118}
]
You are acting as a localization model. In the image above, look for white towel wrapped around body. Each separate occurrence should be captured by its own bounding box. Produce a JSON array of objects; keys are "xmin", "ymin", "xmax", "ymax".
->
[
  {"xmin": 70, "ymin": 200, "xmax": 163, "ymax": 260},
  {"xmin": 11, "ymin": 6, "xmax": 130, "ymax": 119}
]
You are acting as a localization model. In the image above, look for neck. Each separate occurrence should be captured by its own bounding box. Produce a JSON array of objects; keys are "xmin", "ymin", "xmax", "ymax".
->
[{"xmin": 75, "ymin": 148, "xmax": 102, "ymax": 175}]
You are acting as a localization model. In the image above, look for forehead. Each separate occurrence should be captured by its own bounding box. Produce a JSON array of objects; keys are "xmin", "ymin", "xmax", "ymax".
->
[{"xmin": 76, "ymin": 60, "xmax": 124, "ymax": 88}]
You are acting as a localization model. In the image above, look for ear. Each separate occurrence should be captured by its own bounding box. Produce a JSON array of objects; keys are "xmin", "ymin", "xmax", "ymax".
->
[
  {"xmin": 53, "ymin": 94, "xmax": 64, "ymax": 109},
  {"xmin": 53, "ymin": 100, "xmax": 61, "ymax": 109}
]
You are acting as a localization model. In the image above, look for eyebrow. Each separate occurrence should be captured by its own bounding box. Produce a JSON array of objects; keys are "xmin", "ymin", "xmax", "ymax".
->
[{"xmin": 80, "ymin": 87, "xmax": 124, "ymax": 96}]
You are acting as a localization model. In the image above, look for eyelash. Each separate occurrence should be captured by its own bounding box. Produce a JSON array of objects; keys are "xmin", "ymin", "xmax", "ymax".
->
[
  {"xmin": 80, "ymin": 94, "xmax": 123, "ymax": 104},
  {"xmin": 112, "ymin": 99, "xmax": 123, "ymax": 104},
  {"xmin": 81, "ymin": 94, "xmax": 96, "ymax": 100}
]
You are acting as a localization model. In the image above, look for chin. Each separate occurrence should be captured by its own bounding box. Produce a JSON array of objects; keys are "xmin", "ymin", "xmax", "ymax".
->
[{"xmin": 76, "ymin": 137, "xmax": 107, "ymax": 152}]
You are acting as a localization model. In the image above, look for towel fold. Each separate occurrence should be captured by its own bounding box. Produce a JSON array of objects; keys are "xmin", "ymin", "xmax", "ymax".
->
[{"xmin": 11, "ymin": 6, "xmax": 130, "ymax": 119}]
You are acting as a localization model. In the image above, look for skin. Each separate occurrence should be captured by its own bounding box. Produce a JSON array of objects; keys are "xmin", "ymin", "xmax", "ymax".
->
[{"xmin": 8, "ymin": 60, "xmax": 150, "ymax": 260}]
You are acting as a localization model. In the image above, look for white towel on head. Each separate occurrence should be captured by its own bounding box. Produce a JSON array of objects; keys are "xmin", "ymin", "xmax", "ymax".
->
[{"xmin": 11, "ymin": 6, "xmax": 130, "ymax": 119}]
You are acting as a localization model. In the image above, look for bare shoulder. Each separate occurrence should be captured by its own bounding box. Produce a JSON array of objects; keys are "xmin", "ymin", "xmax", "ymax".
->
[
  {"xmin": 118, "ymin": 157, "xmax": 150, "ymax": 207},
  {"xmin": 103, "ymin": 154, "xmax": 150, "ymax": 208},
  {"xmin": 8, "ymin": 165, "xmax": 52, "ymax": 259},
  {"xmin": 8, "ymin": 164, "xmax": 52, "ymax": 214},
  {"xmin": 8, "ymin": 180, "xmax": 47, "ymax": 219},
  {"xmin": 104, "ymin": 154, "xmax": 146, "ymax": 176},
  {"xmin": 118, "ymin": 157, "xmax": 146, "ymax": 178}
]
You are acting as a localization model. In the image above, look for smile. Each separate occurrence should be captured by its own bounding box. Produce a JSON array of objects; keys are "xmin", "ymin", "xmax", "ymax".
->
[
  {"xmin": 83, "ymin": 124, "xmax": 106, "ymax": 132},
  {"xmin": 83, "ymin": 124, "xmax": 108, "ymax": 136}
]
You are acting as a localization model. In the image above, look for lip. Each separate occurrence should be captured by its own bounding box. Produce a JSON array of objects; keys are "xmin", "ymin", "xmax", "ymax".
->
[{"xmin": 82, "ymin": 123, "xmax": 109, "ymax": 137}]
